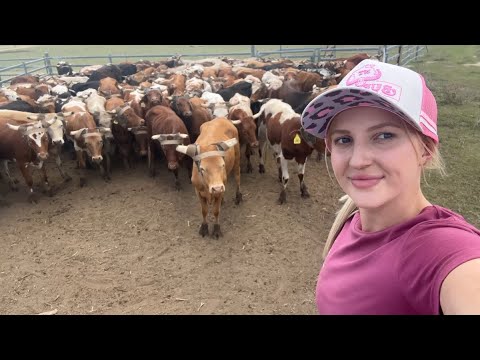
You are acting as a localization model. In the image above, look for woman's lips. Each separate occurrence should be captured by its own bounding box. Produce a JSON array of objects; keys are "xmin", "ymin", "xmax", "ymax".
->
[{"xmin": 349, "ymin": 176, "xmax": 383, "ymax": 189}]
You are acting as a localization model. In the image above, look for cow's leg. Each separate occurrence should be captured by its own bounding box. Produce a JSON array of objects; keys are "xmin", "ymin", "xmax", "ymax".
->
[
  {"xmin": 55, "ymin": 153, "xmax": 72, "ymax": 182},
  {"xmin": 278, "ymin": 154, "xmax": 290, "ymax": 204},
  {"xmin": 101, "ymin": 140, "xmax": 112, "ymax": 180},
  {"xmin": 271, "ymin": 144, "xmax": 283, "ymax": 182},
  {"xmin": 77, "ymin": 150, "xmax": 87, "ymax": 187},
  {"xmin": 173, "ymin": 168, "xmax": 181, "ymax": 191},
  {"xmin": 211, "ymin": 195, "xmax": 223, "ymax": 239},
  {"xmin": 18, "ymin": 162, "xmax": 37, "ymax": 203},
  {"xmin": 234, "ymin": 146, "xmax": 242, "ymax": 205},
  {"xmin": 2, "ymin": 160, "xmax": 19, "ymax": 191},
  {"xmin": 245, "ymin": 144, "xmax": 253, "ymax": 173},
  {"xmin": 297, "ymin": 158, "xmax": 310, "ymax": 198},
  {"xmin": 258, "ymin": 124, "xmax": 267, "ymax": 174},
  {"xmin": 198, "ymin": 192, "xmax": 209, "ymax": 237},
  {"xmin": 148, "ymin": 142, "xmax": 156, "ymax": 177},
  {"xmin": 40, "ymin": 162, "xmax": 53, "ymax": 197},
  {"xmin": 186, "ymin": 157, "xmax": 193, "ymax": 184}
]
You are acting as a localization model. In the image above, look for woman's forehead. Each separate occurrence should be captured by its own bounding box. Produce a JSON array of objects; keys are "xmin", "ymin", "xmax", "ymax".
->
[{"xmin": 331, "ymin": 106, "xmax": 402, "ymax": 130}]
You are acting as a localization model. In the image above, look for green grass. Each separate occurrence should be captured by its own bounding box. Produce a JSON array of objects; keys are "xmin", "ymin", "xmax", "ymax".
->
[{"xmin": 409, "ymin": 45, "xmax": 480, "ymax": 226}]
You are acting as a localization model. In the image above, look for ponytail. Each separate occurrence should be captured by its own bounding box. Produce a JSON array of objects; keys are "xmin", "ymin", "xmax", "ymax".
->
[{"xmin": 322, "ymin": 195, "xmax": 358, "ymax": 260}]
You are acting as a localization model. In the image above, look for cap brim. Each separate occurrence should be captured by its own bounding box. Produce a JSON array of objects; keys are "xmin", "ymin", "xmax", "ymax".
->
[{"xmin": 301, "ymin": 87, "xmax": 422, "ymax": 139}]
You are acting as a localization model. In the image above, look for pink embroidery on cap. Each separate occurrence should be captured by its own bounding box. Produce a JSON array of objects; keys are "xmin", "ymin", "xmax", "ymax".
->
[{"xmin": 346, "ymin": 64, "xmax": 382, "ymax": 86}]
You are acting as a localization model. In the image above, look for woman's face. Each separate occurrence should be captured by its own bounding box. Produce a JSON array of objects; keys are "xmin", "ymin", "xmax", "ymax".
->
[{"xmin": 327, "ymin": 106, "xmax": 426, "ymax": 211}]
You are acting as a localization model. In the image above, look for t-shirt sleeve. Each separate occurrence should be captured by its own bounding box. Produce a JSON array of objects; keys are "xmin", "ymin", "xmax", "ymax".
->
[{"xmin": 397, "ymin": 221, "xmax": 480, "ymax": 314}]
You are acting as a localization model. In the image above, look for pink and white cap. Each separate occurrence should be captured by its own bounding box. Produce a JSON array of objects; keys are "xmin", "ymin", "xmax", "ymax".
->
[{"xmin": 301, "ymin": 59, "xmax": 439, "ymax": 143}]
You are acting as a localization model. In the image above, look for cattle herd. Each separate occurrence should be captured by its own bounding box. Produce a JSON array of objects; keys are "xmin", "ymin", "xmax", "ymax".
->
[{"xmin": 0, "ymin": 53, "xmax": 375, "ymax": 237}]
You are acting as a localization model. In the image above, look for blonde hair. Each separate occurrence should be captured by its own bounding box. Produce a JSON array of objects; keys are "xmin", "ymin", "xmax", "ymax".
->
[{"xmin": 321, "ymin": 123, "xmax": 446, "ymax": 261}]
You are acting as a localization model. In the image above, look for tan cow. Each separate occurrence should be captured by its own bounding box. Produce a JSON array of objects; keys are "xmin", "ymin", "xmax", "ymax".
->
[{"xmin": 176, "ymin": 118, "xmax": 242, "ymax": 238}]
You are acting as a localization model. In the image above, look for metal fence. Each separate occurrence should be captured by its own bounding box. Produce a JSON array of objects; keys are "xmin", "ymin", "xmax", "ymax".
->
[{"xmin": 0, "ymin": 45, "xmax": 427, "ymax": 86}]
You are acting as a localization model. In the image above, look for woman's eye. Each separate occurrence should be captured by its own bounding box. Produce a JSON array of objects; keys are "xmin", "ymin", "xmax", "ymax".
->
[
  {"xmin": 334, "ymin": 136, "xmax": 351, "ymax": 145},
  {"xmin": 376, "ymin": 132, "xmax": 394, "ymax": 140}
]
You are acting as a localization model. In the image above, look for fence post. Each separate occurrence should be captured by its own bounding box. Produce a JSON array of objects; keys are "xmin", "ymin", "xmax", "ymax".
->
[
  {"xmin": 108, "ymin": 54, "xmax": 113, "ymax": 64},
  {"xmin": 415, "ymin": 46, "xmax": 419, "ymax": 61},
  {"xmin": 22, "ymin": 62, "xmax": 28, "ymax": 75},
  {"xmin": 397, "ymin": 46, "xmax": 402, "ymax": 65},
  {"xmin": 250, "ymin": 45, "xmax": 256, "ymax": 57},
  {"xmin": 279, "ymin": 45, "xmax": 283, "ymax": 58},
  {"xmin": 44, "ymin": 52, "xmax": 53, "ymax": 75},
  {"xmin": 382, "ymin": 45, "xmax": 388, "ymax": 63}
]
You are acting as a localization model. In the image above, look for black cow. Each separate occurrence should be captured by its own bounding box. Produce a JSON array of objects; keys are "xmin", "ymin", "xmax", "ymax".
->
[
  {"xmin": 56, "ymin": 62, "xmax": 74, "ymax": 76},
  {"xmin": 216, "ymin": 81, "xmax": 252, "ymax": 101},
  {"xmin": 117, "ymin": 63, "xmax": 138, "ymax": 77},
  {"xmin": 88, "ymin": 64, "xmax": 123, "ymax": 82},
  {"xmin": 0, "ymin": 100, "xmax": 37, "ymax": 112},
  {"xmin": 70, "ymin": 81, "xmax": 101, "ymax": 95}
]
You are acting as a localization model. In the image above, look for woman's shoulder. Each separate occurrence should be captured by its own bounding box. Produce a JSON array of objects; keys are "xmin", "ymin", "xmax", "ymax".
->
[
  {"xmin": 401, "ymin": 205, "xmax": 480, "ymax": 253},
  {"xmin": 413, "ymin": 205, "xmax": 480, "ymax": 235}
]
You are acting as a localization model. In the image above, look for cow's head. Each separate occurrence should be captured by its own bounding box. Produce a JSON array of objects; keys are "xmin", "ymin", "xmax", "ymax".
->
[
  {"xmin": 129, "ymin": 126, "xmax": 149, "ymax": 157},
  {"xmin": 7, "ymin": 121, "xmax": 49, "ymax": 161},
  {"xmin": 70, "ymin": 127, "xmax": 110, "ymax": 163},
  {"xmin": 171, "ymin": 96, "xmax": 192, "ymax": 118},
  {"xmin": 152, "ymin": 133, "xmax": 189, "ymax": 170},
  {"xmin": 231, "ymin": 117, "xmax": 258, "ymax": 148},
  {"xmin": 27, "ymin": 113, "xmax": 65, "ymax": 145},
  {"xmin": 176, "ymin": 138, "xmax": 237, "ymax": 194},
  {"xmin": 109, "ymin": 105, "xmax": 144, "ymax": 129}
]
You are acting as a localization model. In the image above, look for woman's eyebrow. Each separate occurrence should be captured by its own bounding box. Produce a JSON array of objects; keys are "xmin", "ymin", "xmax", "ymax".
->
[{"xmin": 367, "ymin": 122, "xmax": 403, "ymax": 131}]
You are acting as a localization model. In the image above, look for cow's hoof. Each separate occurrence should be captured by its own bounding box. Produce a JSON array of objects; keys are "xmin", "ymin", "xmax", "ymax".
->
[
  {"xmin": 199, "ymin": 223, "xmax": 209, "ymax": 237},
  {"xmin": 28, "ymin": 193, "xmax": 39, "ymax": 204},
  {"xmin": 9, "ymin": 184, "xmax": 18, "ymax": 192},
  {"xmin": 212, "ymin": 224, "xmax": 223, "ymax": 239},
  {"xmin": 64, "ymin": 174, "xmax": 72, "ymax": 182},
  {"xmin": 246, "ymin": 163, "xmax": 253, "ymax": 173},
  {"xmin": 235, "ymin": 192, "xmax": 243, "ymax": 205},
  {"xmin": 175, "ymin": 182, "xmax": 181, "ymax": 191},
  {"xmin": 79, "ymin": 177, "xmax": 86, "ymax": 187},
  {"xmin": 301, "ymin": 190, "xmax": 310, "ymax": 199},
  {"xmin": 278, "ymin": 191, "xmax": 287, "ymax": 205},
  {"xmin": 149, "ymin": 170, "xmax": 156, "ymax": 178},
  {"xmin": 259, "ymin": 164, "xmax": 265, "ymax": 174}
]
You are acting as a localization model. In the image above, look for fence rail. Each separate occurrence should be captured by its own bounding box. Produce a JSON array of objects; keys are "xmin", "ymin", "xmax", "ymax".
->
[{"xmin": 0, "ymin": 45, "xmax": 427, "ymax": 86}]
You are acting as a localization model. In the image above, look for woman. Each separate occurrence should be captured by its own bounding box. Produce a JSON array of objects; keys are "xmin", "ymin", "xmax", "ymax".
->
[{"xmin": 301, "ymin": 59, "xmax": 480, "ymax": 315}]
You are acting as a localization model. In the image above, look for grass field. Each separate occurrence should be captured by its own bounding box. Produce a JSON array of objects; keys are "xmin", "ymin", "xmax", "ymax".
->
[
  {"xmin": 0, "ymin": 45, "xmax": 478, "ymax": 226},
  {"xmin": 408, "ymin": 45, "xmax": 480, "ymax": 226}
]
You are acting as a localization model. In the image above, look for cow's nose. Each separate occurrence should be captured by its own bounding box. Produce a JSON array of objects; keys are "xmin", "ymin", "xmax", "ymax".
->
[
  {"xmin": 250, "ymin": 141, "xmax": 259, "ymax": 148},
  {"xmin": 139, "ymin": 150, "xmax": 147, "ymax": 157},
  {"xmin": 37, "ymin": 152, "xmax": 48, "ymax": 161},
  {"xmin": 92, "ymin": 156, "xmax": 103, "ymax": 163},
  {"xmin": 185, "ymin": 112, "xmax": 192, "ymax": 117},
  {"xmin": 139, "ymin": 119, "xmax": 145, "ymax": 125},
  {"xmin": 54, "ymin": 139, "xmax": 64, "ymax": 145},
  {"xmin": 168, "ymin": 162, "xmax": 178, "ymax": 170},
  {"xmin": 210, "ymin": 185, "xmax": 225, "ymax": 193}
]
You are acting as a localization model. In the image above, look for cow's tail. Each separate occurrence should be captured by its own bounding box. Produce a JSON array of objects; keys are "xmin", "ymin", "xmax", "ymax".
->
[{"xmin": 252, "ymin": 103, "xmax": 267, "ymax": 120}]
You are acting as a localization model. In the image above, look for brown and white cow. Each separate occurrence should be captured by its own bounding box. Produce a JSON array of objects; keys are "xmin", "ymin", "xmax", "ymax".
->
[
  {"xmin": 0, "ymin": 117, "xmax": 55, "ymax": 202},
  {"xmin": 98, "ymin": 77, "xmax": 122, "ymax": 98},
  {"xmin": 145, "ymin": 105, "xmax": 191, "ymax": 190},
  {"xmin": 63, "ymin": 107, "xmax": 111, "ymax": 186},
  {"xmin": 176, "ymin": 117, "xmax": 242, "ymax": 238},
  {"xmin": 253, "ymin": 99, "xmax": 326, "ymax": 204},
  {"xmin": 227, "ymin": 93, "xmax": 259, "ymax": 173}
]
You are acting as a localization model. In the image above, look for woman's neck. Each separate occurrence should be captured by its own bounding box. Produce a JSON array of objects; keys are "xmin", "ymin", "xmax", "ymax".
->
[{"xmin": 358, "ymin": 191, "xmax": 432, "ymax": 232}]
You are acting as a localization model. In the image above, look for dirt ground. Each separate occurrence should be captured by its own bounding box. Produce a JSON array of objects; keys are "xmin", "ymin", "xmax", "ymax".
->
[{"xmin": 0, "ymin": 149, "xmax": 343, "ymax": 315}]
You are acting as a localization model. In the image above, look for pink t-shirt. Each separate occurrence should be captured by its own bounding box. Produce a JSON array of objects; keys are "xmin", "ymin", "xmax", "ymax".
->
[{"xmin": 316, "ymin": 205, "xmax": 480, "ymax": 315}]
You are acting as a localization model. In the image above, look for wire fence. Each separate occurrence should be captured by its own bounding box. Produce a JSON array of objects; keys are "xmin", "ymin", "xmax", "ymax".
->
[{"xmin": 0, "ymin": 45, "xmax": 427, "ymax": 86}]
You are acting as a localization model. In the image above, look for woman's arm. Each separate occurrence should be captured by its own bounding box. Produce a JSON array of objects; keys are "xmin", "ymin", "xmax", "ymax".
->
[{"xmin": 440, "ymin": 258, "xmax": 480, "ymax": 315}]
